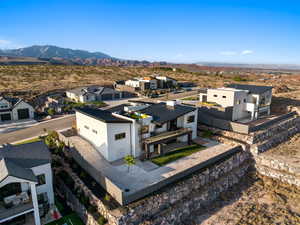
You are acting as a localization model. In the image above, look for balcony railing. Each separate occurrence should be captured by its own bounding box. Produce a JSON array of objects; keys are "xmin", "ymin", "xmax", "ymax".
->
[{"xmin": 0, "ymin": 198, "xmax": 33, "ymax": 222}]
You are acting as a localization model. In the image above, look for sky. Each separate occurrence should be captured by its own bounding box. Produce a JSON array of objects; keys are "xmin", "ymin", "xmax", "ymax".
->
[{"xmin": 0, "ymin": 0, "xmax": 300, "ymax": 64}]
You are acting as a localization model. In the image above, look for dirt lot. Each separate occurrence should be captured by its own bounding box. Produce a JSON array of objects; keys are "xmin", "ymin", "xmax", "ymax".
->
[{"xmin": 193, "ymin": 172, "xmax": 300, "ymax": 225}]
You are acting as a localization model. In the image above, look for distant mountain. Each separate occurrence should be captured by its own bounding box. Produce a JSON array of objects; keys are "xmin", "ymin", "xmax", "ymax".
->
[
  {"xmin": 0, "ymin": 45, "xmax": 111, "ymax": 59},
  {"xmin": 0, "ymin": 45, "xmax": 171, "ymax": 67},
  {"xmin": 197, "ymin": 62, "xmax": 300, "ymax": 71}
]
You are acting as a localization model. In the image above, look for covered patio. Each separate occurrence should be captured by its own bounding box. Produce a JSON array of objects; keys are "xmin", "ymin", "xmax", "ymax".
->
[{"xmin": 143, "ymin": 128, "xmax": 193, "ymax": 159}]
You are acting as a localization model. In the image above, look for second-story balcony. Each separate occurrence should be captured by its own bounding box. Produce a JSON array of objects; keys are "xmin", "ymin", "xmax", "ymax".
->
[{"xmin": 0, "ymin": 192, "xmax": 34, "ymax": 223}]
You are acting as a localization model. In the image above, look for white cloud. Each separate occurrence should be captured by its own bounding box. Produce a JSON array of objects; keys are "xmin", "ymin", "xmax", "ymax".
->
[
  {"xmin": 241, "ymin": 50, "xmax": 254, "ymax": 55},
  {"xmin": 0, "ymin": 39, "xmax": 23, "ymax": 49},
  {"xmin": 220, "ymin": 51, "xmax": 237, "ymax": 56},
  {"xmin": 0, "ymin": 40, "xmax": 11, "ymax": 46}
]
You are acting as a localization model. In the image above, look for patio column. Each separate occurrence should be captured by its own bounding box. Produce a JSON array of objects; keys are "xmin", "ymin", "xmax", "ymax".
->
[
  {"xmin": 145, "ymin": 143, "xmax": 149, "ymax": 159},
  {"xmin": 30, "ymin": 183, "xmax": 41, "ymax": 225},
  {"xmin": 158, "ymin": 144, "xmax": 163, "ymax": 156},
  {"xmin": 188, "ymin": 132, "xmax": 192, "ymax": 145}
]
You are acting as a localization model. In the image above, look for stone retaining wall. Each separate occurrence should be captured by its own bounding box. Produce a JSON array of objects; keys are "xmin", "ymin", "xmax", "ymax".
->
[
  {"xmin": 120, "ymin": 151, "xmax": 250, "ymax": 225},
  {"xmin": 255, "ymin": 156, "xmax": 300, "ymax": 187},
  {"xmin": 56, "ymin": 181, "xmax": 102, "ymax": 225},
  {"xmin": 56, "ymin": 148, "xmax": 250, "ymax": 225}
]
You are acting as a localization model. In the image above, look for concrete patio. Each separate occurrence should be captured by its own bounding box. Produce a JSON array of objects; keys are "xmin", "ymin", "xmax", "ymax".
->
[{"xmin": 62, "ymin": 133, "xmax": 241, "ymax": 205}]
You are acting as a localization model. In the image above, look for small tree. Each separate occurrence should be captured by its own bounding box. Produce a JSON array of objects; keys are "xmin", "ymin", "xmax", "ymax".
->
[
  {"xmin": 47, "ymin": 108, "xmax": 55, "ymax": 116},
  {"xmin": 124, "ymin": 155, "xmax": 135, "ymax": 173},
  {"xmin": 44, "ymin": 130, "xmax": 59, "ymax": 150}
]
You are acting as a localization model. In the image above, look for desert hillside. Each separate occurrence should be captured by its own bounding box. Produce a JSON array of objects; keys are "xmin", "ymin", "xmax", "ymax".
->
[{"xmin": 1, "ymin": 65, "xmax": 300, "ymax": 101}]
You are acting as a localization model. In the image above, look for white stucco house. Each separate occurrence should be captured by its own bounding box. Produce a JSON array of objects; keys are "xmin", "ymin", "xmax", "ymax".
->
[
  {"xmin": 125, "ymin": 77, "xmax": 158, "ymax": 91},
  {"xmin": 75, "ymin": 101, "xmax": 198, "ymax": 162},
  {"xmin": 0, "ymin": 97, "xmax": 35, "ymax": 123},
  {"xmin": 0, "ymin": 141, "xmax": 54, "ymax": 225},
  {"xmin": 199, "ymin": 84, "xmax": 273, "ymax": 121},
  {"xmin": 124, "ymin": 75, "xmax": 177, "ymax": 91},
  {"xmin": 66, "ymin": 86, "xmax": 123, "ymax": 103}
]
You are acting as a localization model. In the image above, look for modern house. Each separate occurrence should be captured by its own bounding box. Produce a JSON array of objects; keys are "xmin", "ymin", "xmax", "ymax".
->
[
  {"xmin": 66, "ymin": 86, "xmax": 123, "ymax": 103},
  {"xmin": 0, "ymin": 97, "xmax": 35, "ymax": 123},
  {"xmin": 75, "ymin": 101, "xmax": 198, "ymax": 162},
  {"xmin": 199, "ymin": 84, "xmax": 273, "ymax": 121},
  {"xmin": 155, "ymin": 76, "xmax": 178, "ymax": 89},
  {"xmin": 0, "ymin": 141, "xmax": 54, "ymax": 225},
  {"xmin": 124, "ymin": 75, "xmax": 177, "ymax": 91},
  {"xmin": 125, "ymin": 77, "xmax": 158, "ymax": 91}
]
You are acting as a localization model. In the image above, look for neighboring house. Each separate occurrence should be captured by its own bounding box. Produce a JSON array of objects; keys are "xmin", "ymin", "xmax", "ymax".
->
[
  {"xmin": 66, "ymin": 86, "xmax": 123, "ymax": 103},
  {"xmin": 199, "ymin": 84, "xmax": 273, "ymax": 121},
  {"xmin": 124, "ymin": 76, "xmax": 177, "ymax": 91},
  {"xmin": 125, "ymin": 77, "xmax": 158, "ymax": 91},
  {"xmin": 0, "ymin": 141, "xmax": 54, "ymax": 225},
  {"xmin": 75, "ymin": 101, "xmax": 198, "ymax": 162},
  {"xmin": 0, "ymin": 97, "xmax": 35, "ymax": 123},
  {"xmin": 155, "ymin": 76, "xmax": 177, "ymax": 89},
  {"xmin": 42, "ymin": 94, "xmax": 65, "ymax": 113}
]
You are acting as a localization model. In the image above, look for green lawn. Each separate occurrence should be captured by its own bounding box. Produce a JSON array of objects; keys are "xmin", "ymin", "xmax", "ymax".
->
[
  {"xmin": 151, "ymin": 144, "xmax": 205, "ymax": 166},
  {"xmin": 181, "ymin": 96, "xmax": 198, "ymax": 101},
  {"xmin": 13, "ymin": 137, "xmax": 41, "ymax": 145},
  {"xmin": 45, "ymin": 213, "xmax": 84, "ymax": 225}
]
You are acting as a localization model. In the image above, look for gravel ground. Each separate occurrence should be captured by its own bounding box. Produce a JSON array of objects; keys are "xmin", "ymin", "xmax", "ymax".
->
[{"xmin": 192, "ymin": 172, "xmax": 300, "ymax": 225}]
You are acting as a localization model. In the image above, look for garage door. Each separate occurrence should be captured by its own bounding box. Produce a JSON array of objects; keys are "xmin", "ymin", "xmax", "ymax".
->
[
  {"xmin": 0, "ymin": 113, "xmax": 11, "ymax": 121},
  {"xmin": 17, "ymin": 108, "xmax": 30, "ymax": 120}
]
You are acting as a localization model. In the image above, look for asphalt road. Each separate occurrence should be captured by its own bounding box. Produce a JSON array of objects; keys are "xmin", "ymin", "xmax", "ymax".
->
[
  {"xmin": 0, "ymin": 93, "xmax": 199, "ymax": 145},
  {"xmin": 0, "ymin": 115, "xmax": 75, "ymax": 144}
]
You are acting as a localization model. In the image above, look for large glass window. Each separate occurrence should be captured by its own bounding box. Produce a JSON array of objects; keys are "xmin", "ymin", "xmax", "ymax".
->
[
  {"xmin": 187, "ymin": 115, "xmax": 195, "ymax": 123},
  {"xmin": 115, "ymin": 133, "xmax": 126, "ymax": 140}
]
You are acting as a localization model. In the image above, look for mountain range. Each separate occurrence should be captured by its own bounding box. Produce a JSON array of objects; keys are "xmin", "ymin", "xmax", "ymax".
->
[
  {"xmin": 0, "ymin": 45, "xmax": 165, "ymax": 66},
  {"xmin": 0, "ymin": 45, "xmax": 111, "ymax": 59}
]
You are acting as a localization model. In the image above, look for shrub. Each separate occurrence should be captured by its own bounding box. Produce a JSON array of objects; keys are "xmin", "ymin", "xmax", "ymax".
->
[
  {"xmin": 202, "ymin": 130, "xmax": 213, "ymax": 138},
  {"xmin": 233, "ymin": 76, "xmax": 247, "ymax": 82},
  {"xmin": 97, "ymin": 215, "xmax": 107, "ymax": 225},
  {"xmin": 104, "ymin": 194, "xmax": 111, "ymax": 202},
  {"xmin": 47, "ymin": 108, "xmax": 55, "ymax": 116}
]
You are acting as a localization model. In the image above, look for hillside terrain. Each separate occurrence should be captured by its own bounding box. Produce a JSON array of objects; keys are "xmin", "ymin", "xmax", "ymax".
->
[{"xmin": 0, "ymin": 64, "xmax": 300, "ymax": 100}]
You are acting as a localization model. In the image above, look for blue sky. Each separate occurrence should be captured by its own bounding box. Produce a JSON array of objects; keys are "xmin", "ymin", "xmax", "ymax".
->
[{"xmin": 0, "ymin": 0, "xmax": 300, "ymax": 64}]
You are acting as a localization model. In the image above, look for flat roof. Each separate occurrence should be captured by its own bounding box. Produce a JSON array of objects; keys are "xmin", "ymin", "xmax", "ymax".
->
[
  {"xmin": 75, "ymin": 107, "xmax": 132, "ymax": 123},
  {"xmin": 139, "ymin": 102, "xmax": 196, "ymax": 125},
  {"xmin": 227, "ymin": 84, "xmax": 273, "ymax": 94}
]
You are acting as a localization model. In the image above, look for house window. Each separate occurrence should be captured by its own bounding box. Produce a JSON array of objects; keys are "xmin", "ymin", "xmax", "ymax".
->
[
  {"xmin": 115, "ymin": 132, "xmax": 126, "ymax": 140},
  {"xmin": 92, "ymin": 129, "xmax": 97, "ymax": 134},
  {"xmin": 222, "ymin": 96, "xmax": 226, "ymax": 98},
  {"xmin": 84, "ymin": 125, "xmax": 89, "ymax": 130},
  {"xmin": 156, "ymin": 124, "xmax": 163, "ymax": 129},
  {"xmin": 243, "ymin": 99, "xmax": 246, "ymax": 103},
  {"xmin": 213, "ymin": 94, "xmax": 218, "ymax": 97},
  {"xmin": 187, "ymin": 115, "xmax": 195, "ymax": 123},
  {"xmin": 37, "ymin": 193, "xmax": 48, "ymax": 204},
  {"xmin": 237, "ymin": 100, "xmax": 241, "ymax": 104},
  {"xmin": 37, "ymin": 174, "xmax": 46, "ymax": 186}
]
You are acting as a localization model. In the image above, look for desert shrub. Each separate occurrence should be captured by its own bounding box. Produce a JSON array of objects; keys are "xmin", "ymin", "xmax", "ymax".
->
[{"xmin": 97, "ymin": 215, "xmax": 107, "ymax": 225}]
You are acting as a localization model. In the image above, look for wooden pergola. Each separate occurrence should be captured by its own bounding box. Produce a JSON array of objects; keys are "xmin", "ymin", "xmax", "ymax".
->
[{"xmin": 143, "ymin": 128, "xmax": 193, "ymax": 159}]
